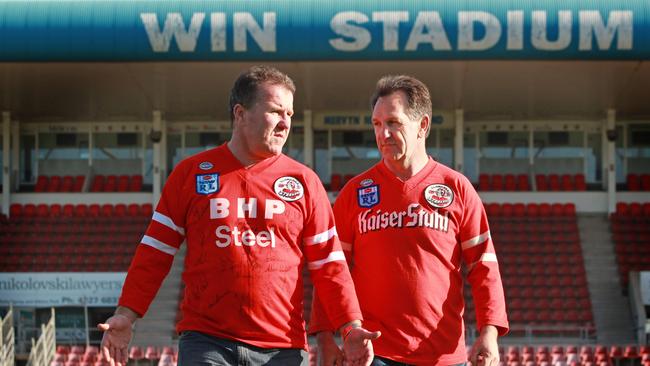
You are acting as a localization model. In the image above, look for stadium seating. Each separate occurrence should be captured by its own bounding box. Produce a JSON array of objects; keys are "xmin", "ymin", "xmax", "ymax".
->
[
  {"xmin": 610, "ymin": 202, "xmax": 650, "ymax": 289},
  {"xmin": 0, "ymin": 203, "xmax": 151, "ymax": 272},
  {"xmin": 471, "ymin": 202, "xmax": 593, "ymax": 337},
  {"xmin": 476, "ymin": 174, "xmax": 587, "ymax": 191}
]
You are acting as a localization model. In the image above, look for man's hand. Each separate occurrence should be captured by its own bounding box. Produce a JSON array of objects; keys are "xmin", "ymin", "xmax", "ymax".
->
[
  {"xmin": 97, "ymin": 307, "xmax": 137, "ymax": 366},
  {"xmin": 469, "ymin": 325, "xmax": 499, "ymax": 366},
  {"xmin": 317, "ymin": 331, "xmax": 344, "ymax": 366},
  {"xmin": 341, "ymin": 324, "xmax": 381, "ymax": 366}
]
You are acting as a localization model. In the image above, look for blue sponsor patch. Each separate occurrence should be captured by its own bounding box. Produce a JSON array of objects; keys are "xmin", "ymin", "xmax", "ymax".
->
[
  {"xmin": 357, "ymin": 185, "xmax": 379, "ymax": 208},
  {"xmin": 196, "ymin": 173, "xmax": 220, "ymax": 195}
]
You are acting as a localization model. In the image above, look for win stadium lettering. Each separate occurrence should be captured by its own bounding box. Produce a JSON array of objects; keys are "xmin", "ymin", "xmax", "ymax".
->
[
  {"xmin": 358, "ymin": 203, "xmax": 449, "ymax": 234},
  {"xmin": 140, "ymin": 10, "xmax": 633, "ymax": 54}
]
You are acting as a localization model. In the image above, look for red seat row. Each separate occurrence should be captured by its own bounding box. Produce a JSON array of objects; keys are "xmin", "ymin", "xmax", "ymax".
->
[
  {"xmin": 8, "ymin": 203, "xmax": 153, "ymax": 218},
  {"xmin": 627, "ymin": 173, "xmax": 650, "ymax": 191},
  {"xmin": 35, "ymin": 175, "xmax": 85, "ymax": 192},
  {"xmin": 485, "ymin": 202, "xmax": 576, "ymax": 217},
  {"xmin": 535, "ymin": 174, "xmax": 587, "ymax": 191},
  {"xmin": 90, "ymin": 174, "xmax": 143, "ymax": 192},
  {"xmin": 479, "ymin": 174, "xmax": 530, "ymax": 191},
  {"xmin": 614, "ymin": 202, "xmax": 650, "ymax": 217}
]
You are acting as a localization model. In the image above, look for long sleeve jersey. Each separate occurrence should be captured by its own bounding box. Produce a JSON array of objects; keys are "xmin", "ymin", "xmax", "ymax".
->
[
  {"xmin": 311, "ymin": 158, "xmax": 508, "ymax": 365},
  {"xmin": 119, "ymin": 143, "xmax": 362, "ymax": 349}
]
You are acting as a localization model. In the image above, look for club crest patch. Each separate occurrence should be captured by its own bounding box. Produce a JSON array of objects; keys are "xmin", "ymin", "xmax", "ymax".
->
[
  {"xmin": 274, "ymin": 176, "xmax": 304, "ymax": 201},
  {"xmin": 199, "ymin": 161, "xmax": 214, "ymax": 170},
  {"xmin": 196, "ymin": 173, "xmax": 220, "ymax": 195},
  {"xmin": 360, "ymin": 178, "xmax": 374, "ymax": 187},
  {"xmin": 424, "ymin": 184, "xmax": 454, "ymax": 208},
  {"xmin": 357, "ymin": 185, "xmax": 379, "ymax": 208}
]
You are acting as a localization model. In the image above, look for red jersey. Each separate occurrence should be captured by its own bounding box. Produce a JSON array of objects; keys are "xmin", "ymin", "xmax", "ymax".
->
[
  {"xmin": 311, "ymin": 158, "xmax": 508, "ymax": 365},
  {"xmin": 119, "ymin": 143, "xmax": 362, "ymax": 349}
]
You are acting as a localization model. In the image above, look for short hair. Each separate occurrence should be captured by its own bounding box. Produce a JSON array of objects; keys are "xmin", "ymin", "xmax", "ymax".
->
[
  {"xmin": 370, "ymin": 75, "xmax": 433, "ymax": 136},
  {"xmin": 229, "ymin": 66, "xmax": 296, "ymax": 122}
]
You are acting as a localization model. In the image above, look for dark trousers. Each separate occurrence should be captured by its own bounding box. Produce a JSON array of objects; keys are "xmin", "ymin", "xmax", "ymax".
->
[{"xmin": 177, "ymin": 331, "xmax": 308, "ymax": 366}]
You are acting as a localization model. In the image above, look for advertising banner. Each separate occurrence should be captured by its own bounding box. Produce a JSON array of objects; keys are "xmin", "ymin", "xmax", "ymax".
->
[{"xmin": 0, "ymin": 273, "xmax": 126, "ymax": 307}]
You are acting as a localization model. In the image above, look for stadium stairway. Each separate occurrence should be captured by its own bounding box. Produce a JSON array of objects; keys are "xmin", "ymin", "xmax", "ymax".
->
[
  {"xmin": 578, "ymin": 214, "xmax": 635, "ymax": 344},
  {"xmin": 130, "ymin": 245, "xmax": 185, "ymax": 347}
]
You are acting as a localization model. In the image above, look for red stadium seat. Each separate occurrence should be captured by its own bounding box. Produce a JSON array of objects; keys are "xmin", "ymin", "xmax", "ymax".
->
[
  {"xmin": 74, "ymin": 204, "xmax": 88, "ymax": 217},
  {"xmin": 9, "ymin": 203, "xmax": 23, "ymax": 217},
  {"xmin": 513, "ymin": 203, "xmax": 526, "ymax": 217},
  {"xmin": 575, "ymin": 174, "xmax": 586, "ymax": 191},
  {"xmin": 536, "ymin": 174, "xmax": 548, "ymax": 191},
  {"xmin": 616, "ymin": 202, "xmax": 629, "ymax": 216},
  {"xmin": 50, "ymin": 204, "xmax": 62, "ymax": 217},
  {"xmin": 88, "ymin": 204, "xmax": 101, "ymax": 217},
  {"xmin": 24, "ymin": 203, "xmax": 37, "ymax": 217},
  {"xmin": 101, "ymin": 204, "xmax": 114, "ymax": 217},
  {"xmin": 501, "ymin": 203, "xmax": 513, "ymax": 216},
  {"xmin": 539, "ymin": 203, "xmax": 552, "ymax": 216},
  {"xmin": 117, "ymin": 175, "xmax": 130, "ymax": 192},
  {"xmin": 624, "ymin": 346, "xmax": 639, "ymax": 359},
  {"xmin": 74, "ymin": 175, "xmax": 85, "ymax": 192},
  {"xmin": 128, "ymin": 346, "xmax": 144, "ymax": 361},
  {"xmin": 642, "ymin": 174, "xmax": 650, "ymax": 191},
  {"xmin": 35, "ymin": 175, "xmax": 49, "ymax": 192},
  {"xmin": 548, "ymin": 174, "xmax": 560, "ymax": 191},
  {"xmin": 486, "ymin": 203, "xmax": 501, "ymax": 217},
  {"xmin": 114, "ymin": 204, "xmax": 127, "ymax": 217},
  {"xmin": 144, "ymin": 346, "xmax": 159, "ymax": 360},
  {"xmin": 91, "ymin": 175, "xmax": 105, "ymax": 192},
  {"xmin": 627, "ymin": 174, "xmax": 640, "ymax": 191},
  {"xmin": 563, "ymin": 203, "xmax": 576, "ymax": 216},
  {"xmin": 36, "ymin": 204, "xmax": 49, "ymax": 217},
  {"xmin": 526, "ymin": 203, "xmax": 539, "ymax": 217},
  {"xmin": 104, "ymin": 175, "xmax": 117, "ymax": 192},
  {"xmin": 63, "ymin": 204, "xmax": 75, "ymax": 217},
  {"xmin": 516, "ymin": 174, "xmax": 529, "ymax": 191},
  {"xmin": 561, "ymin": 174, "xmax": 573, "ymax": 191},
  {"xmin": 630, "ymin": 203, "xmax": 642, "ymax": 216},
  {"xmin": 479, "ymin": 174, "xmax": 490, "ymax": 191},
  {"xmin": 129, "ymin": 175, "xmax": 143, "ymax": 192},
  {"xmin": 61, "ymin": 175, "xmax": 74, "ymax": 192},
  {"xmin": 491, "ymin": 175, "xmax": 504, "ymax": 191},
  {"xmin": 141, "ymin": 204, "xmax": 153, "ymax": 217},
  {"xmin": 127, "ymin": 203, "xmax": 141, "ymax": 216},
  {"xmin": 48, "ymin": 175, "xmax": 62, "ymax": 192},
  {"xmin": 504, "ymin": 174, "xmax": 516, "ymax": 191}
]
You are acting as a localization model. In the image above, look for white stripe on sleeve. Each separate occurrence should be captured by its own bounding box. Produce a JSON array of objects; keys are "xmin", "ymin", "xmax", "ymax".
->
[
  {"xmin": 303, "ymin": 227, "xmax": 337, "ymax": 246},
  {"xmin": 152, "ymin": 212, "xmax": 186, "ymax": 236},
  {"xmin": 468, "ymin": 252, "xmax": 498, "ymax": 271},
  {"xmin": 140, "ymin": 235, "xmax": 178, "ymax": 256},
  {"xmin": 308, "ymin": 251, "xmax": 346, "ymax": 270},
  {"xmin": 461, "ymin": 231, "xmax": 491, "ymax": 251}
]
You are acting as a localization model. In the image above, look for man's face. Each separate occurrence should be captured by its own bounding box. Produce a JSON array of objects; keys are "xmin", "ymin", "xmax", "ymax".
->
[
  {"xmin": 234, "ymin": 83, "xmax": 294, "ymax": 160},
  {"xmin": 372, "ymin": 91, "xmax": 425, "ymax": 164}
]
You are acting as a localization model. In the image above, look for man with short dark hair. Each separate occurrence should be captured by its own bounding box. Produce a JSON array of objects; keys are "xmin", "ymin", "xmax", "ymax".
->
[
  {"xmin": 311, "ymin": 75, "xmax": 508, "ymax": 366},
  {"xmin": 99, "ymin": 66, "xmax": 379, "ymax": 366}
]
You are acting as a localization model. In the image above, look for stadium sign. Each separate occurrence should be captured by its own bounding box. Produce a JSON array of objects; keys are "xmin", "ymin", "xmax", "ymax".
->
[
  {"xmin": 0, "ymin": 0, "xmax": 648, "ymax": 61},
  {"xmin": 0, "ymin": 273, "xmax": 126, "ymax": 307}
]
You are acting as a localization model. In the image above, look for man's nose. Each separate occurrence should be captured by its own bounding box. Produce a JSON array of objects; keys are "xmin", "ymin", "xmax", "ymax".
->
[{"xmin": 277, "ymin": 113, "xmax": 291, "ymax": 129}]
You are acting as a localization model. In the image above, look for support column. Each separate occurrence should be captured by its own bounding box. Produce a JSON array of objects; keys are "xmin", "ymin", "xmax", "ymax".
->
[
  {"xmin": 152, "ymin": 111, "xmax": 162, "ymax": 206},
  {"xmin": 454, "ymin": 109, "xmax": 464, "ymax": 173},
  {"xmin": 11, "ymin": 119, "xmax": 19, "ymax": 192},
  {"xmin": 606, "ymin": 109, "xmax": 617, "ymax": 215},
  {"xmin": 303, "ymin": 110, "xmax": 314, "ymax": 168},
  {"xmin": 2, "ymin": 112, "xmax": 10, "ymax": 216}
]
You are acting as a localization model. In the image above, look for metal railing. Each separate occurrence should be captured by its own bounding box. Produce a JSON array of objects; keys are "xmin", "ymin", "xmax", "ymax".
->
[
  {"xmin": 0, "ymin": 305, "xmax": 15, "ymax": 366},
  {"xmin": 26, "ymin": 308, "xmax": 56, "ymax": 366}
]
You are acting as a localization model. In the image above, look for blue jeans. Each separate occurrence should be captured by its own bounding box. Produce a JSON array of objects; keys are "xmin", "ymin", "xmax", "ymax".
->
[{"xmin": 177, "ymin": 331, "xmax": 308, "ymax": 366}]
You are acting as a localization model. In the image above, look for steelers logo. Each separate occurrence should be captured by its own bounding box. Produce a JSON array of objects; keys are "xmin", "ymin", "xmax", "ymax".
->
[
  {"xmin": 274, "ymin": 176, "xmax": 304, "ymax": 201},
  {"xmin": 424, "ymin": 184, "xmax": 454, "ymax": 208}
]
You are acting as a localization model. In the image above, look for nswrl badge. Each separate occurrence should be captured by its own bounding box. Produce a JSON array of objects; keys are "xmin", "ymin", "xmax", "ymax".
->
[{"xmin": 196, "ymin": 173, "xmax": 220, "ymax": 195}]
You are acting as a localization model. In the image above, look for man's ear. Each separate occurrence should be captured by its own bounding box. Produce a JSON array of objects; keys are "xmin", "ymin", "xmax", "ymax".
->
[
  {"xmin": 233, "ymin": 104, "xmax": 246, "ymax": 126},
  {"xmin": 419, "ymin": 115, "xmax": 430, "ymax": 138}
]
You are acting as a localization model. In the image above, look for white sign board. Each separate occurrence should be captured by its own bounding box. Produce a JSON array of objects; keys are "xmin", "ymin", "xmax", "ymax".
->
[
  {"xmin": 0, "ymin": 273, "xmax": 126, "ymax": 307},
  {"xmin": 641, "ymin": 271, "xmax": 650, "ymax": 305}
]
